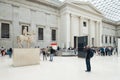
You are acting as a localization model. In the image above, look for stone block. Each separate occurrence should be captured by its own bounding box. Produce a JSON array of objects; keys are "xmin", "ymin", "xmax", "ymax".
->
[{"xmin": 13, "ymin": 48, "xmax": 40, "ymax": 67}]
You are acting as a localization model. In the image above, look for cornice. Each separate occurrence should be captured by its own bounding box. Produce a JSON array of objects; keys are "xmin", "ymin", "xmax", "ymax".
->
[
  {"xmin": 60, "ymin": 2, "xmax": 103, "ymax": 18},
  {"xmin": 71, "ymin": 1, "xmax": 102, "ymax": 14},
  {"xmin": 26, "ymin": 0, "xmax": 61, "ymax": 9},
  {"xmin": 0, "ymin": 0, "xmax": 59, "ymax": 16},
  {"xmin": 117, "ymin": 21, "xmax": 120, "ymax": 26},
  {"xmin": 103, "ymin": 17, "xmax": 120, "ymax": 26}
]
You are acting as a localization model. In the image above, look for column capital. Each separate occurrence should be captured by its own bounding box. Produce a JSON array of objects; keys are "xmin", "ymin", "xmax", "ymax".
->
[
  {"xmin": 79, "ymin": 16, "xmax": 84, "ymax": 19},
  {"xmin": 88, "ymin": 19, "xmax": 97, "ymax": 22},
  {"xmin": 12, "ymin": 4, "xmax": 20, "ymax": 8},
  {"xmin": 65, "ymin": 12, "xmax": 70, "ymax": 15},
  {"xmin": 71, "ymin": 14, "xmax": 79, "ymax": 18}
]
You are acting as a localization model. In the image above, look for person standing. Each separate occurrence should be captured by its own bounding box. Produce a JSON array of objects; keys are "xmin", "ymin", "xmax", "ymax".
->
[
  {"xmin": 49, "ymin": 47, "xmax": 55, "ymax": 62},
  {"xmin": 42, "ymin": 48, "xmax": 47, "ymax": 61},
  {"xmin": 1, "ymin": 47, "xmax": 6, "ymax": 56},
  {"xmin": 7, "ymin": 48, "xmax": 13, "ymax": 58},
  {"xmin": 85, "ymin": 46, "xmax": 91, "ymax": 72}
]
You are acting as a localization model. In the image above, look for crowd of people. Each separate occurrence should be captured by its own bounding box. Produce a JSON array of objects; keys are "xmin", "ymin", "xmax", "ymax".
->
[
  {"xmin": 95, "ymin": 46, "xmax": 118, "ymax": 56},
  {"xmin": 83, "ymin": 46, "xmax": 118, "ymax": 72},
  {"xmin": 0, "ymin": 46, "xmax": 118, "ymax": 63},
  {"xmin": 0, "ymin": 46, "xmax": 58, "ymax": 62},
  {"xmin": 0, "ymin": 45, "xmax": 118, "ymax": 73},
  {"xmin": 40, "ymin": 46, "xmax": 59, "ymax": 62},
  {"xmin": 0, "ymin": 47, "xmax": 13, "ymax": 58}
]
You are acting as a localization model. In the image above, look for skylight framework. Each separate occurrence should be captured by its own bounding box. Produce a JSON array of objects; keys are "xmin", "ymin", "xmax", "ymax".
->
[{"xmin": 89, "ymin": 0, "xmax": 120, "ymax": 21}]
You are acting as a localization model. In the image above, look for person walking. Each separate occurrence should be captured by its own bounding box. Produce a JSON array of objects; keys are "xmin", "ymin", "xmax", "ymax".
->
[{"xmin": 85, "ymin": 46, "xmax": 91, "ymax": 72}]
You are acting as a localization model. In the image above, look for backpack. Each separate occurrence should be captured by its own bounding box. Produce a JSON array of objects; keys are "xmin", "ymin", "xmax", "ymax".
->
[{"xmin": 90, "ymin": 49, "xmax": 94, "ymax": 58}]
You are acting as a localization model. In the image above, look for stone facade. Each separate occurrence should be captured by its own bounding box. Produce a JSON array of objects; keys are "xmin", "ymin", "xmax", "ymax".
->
[
  {"xmin": 0, "ymin": 0, "xmax": 119, "ymax": 49},
  {"xmin": 0, "ymin": 0, "xmax": 60, "ymax": 48}
]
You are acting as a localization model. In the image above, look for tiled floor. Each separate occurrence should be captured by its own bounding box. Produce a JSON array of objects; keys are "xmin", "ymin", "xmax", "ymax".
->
[{"xmin": 0, "ymin": 54, "xmax": 120, "ymax": 80}]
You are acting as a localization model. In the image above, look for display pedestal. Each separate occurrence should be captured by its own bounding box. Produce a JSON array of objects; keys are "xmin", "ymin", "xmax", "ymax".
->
[{"xmin": 13, "ymin": 48, "xmax": 40, "ymax": 67}]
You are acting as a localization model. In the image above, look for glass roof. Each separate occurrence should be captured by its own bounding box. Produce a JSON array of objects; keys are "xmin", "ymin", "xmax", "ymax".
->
[{"xmin": 59, "ymin": 0, "xmax": 120, "ymax": 22}]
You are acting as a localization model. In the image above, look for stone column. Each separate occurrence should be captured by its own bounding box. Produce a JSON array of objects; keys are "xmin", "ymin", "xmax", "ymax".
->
[
  {"xmin": 108, "ymin": 35, "xmax": 110, "ymax": 46},
  {"xmin": 57, "ymin": 15, "xmax": 60, "ymax": 46},
  {"xmin": 30, "ymin": 9, "xmax": 37, "ymax": 47},
  {"xmin": 95, "ymin": 21, "xmax": 102, "ymax": 47},
  {"xmin": 102, "ymin": 35, "xmax": 104, "ymax": 46},
  {"xmin": 12, "ymin": 5, "xmax": 20, "ymax": 48},
  {"xmin": 46, "ymin": 13, "xmax": 51, "ymax": 46},
  {"xmin": 66, "ymin": 13, "xmax": 71, "ymax": 49},
  {"xmin": 70, "ymin": 14, "xmax": 79, "ymax": 48},
  {"xmin": 70, "ymin": 14, "xmax": 72, "ymax": 47},
  {"xmin": 79, "ymin": 16, "xmax": 83, "ymax": 36},
  {"xmin": 98, "ymin": 21, "xmax": 103, "ymax": 47},
  {"xmin": 95, "ymin": 21, "xmax": 99, "ymax": 47},
  {"xmin": 88, "ymin": 19, "xmax": 92, "ymax": 47}
]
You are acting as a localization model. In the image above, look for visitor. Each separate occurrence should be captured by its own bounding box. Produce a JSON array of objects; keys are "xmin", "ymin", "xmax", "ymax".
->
[
  {"xmin": 42, "ymin": 48, "xmax": 47, "ymax": 61},
  {"xmin": 49, "ymin": 47, "xmax": 55, "ymax": 62},
  {"xmin": 85, "ymin": 45, "xmax": 91, "ymax": 72},
  {"xmin": 7, "ymin": 48, "xmax": 13, "ymax": 58},
  {"xmin": 1, "ymin": 47, "xmax": 6, "ymax": 56}
]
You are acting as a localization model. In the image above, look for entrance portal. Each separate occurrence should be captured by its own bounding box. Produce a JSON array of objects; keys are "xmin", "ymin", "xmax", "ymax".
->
[{"xmin": 74, "ymin": 36, "xmax": 88, "ymax": 58}]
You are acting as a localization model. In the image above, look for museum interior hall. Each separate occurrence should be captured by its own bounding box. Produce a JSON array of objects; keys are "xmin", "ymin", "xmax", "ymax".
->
[{"xmin": 0, "ymin": 0, "xmax": 120, "ymax": 80}]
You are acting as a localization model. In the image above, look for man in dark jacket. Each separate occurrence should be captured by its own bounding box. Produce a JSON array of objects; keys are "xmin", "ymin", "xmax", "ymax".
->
[
  {"xmin": 85, "ymin": 46, "xmax": 91, "ymax": 72},
  {"xmin": 49, "ymin": 47, "xmax": 55, "ymax": 62}
]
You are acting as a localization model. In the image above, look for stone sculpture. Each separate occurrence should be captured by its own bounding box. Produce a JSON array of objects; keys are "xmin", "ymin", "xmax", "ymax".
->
[{"xmin": 17, "ymin": 28, "xmax": 35, "ymax": 48}]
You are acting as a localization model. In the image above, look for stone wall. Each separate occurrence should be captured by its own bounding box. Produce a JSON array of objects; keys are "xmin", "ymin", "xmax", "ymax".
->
[
  {"xmin": 102, "ymin": 22, "xmax": 117, "ymax": 47},
  {"xmin": 0, "ymin": 0, "xmax": 59, "ymax": 48}
]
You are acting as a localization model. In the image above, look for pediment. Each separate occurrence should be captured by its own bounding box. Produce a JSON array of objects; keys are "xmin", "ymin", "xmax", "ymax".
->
[{"xmin": 72, "ymin": 1, "xmax": 102, "ymax": 15}]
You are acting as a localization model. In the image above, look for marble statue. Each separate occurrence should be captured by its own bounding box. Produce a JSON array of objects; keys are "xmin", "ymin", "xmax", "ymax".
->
[{"xmin": 17, "ymin": 29, "xmax": 35, "ymax": 48}]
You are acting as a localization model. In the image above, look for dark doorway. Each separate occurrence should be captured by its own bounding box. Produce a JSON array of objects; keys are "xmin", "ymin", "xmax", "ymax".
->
[
  {"xmin": 77, "ymin": 36, "xmax": 88, "ymax": 58},
  {"xmin": 92, "ymin": 38, "xmax": 94, "ymax": 47},
  {"xmin": 74, "ymin": 36, "xmax": 77, "ymax": 48}
]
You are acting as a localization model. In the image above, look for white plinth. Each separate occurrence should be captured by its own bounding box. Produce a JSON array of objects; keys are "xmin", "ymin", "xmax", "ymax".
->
[{"xmin": 13, "ymin": 48, "xmax": 40, "ymax": 67}]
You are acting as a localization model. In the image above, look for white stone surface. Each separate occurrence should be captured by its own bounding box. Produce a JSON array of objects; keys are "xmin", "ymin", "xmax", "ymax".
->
[
  {"xmin": 0, "ymin": 0, "xmax": 59, "ymax": 48},
  {"xmin": 117, "ymin": 26, "xmax": 120, "ymax": 37},
  {"xmin": 60, "ymin": 2, "xmax": 103, "ymax": 48},
  {"xmin": 0, "ymin": 55, "xmax": 120, "ymax": 80},
  {"xmin": 0, "ymin": 3, "xmax": 12, "ymax": 20},
  {"xmin": 71, "ymin": 15, "xmax": 80, "ymax": 47},
  {"xmin": 102, "ymin": 22, "xmax": 117, "ymax": 47},
  {"xmin": 13, "ymin": 48, "xmax": 40, "ymax": 67}
]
